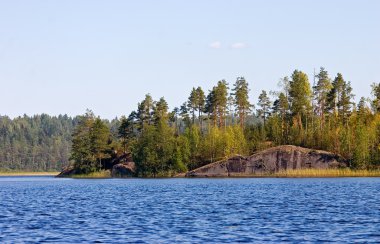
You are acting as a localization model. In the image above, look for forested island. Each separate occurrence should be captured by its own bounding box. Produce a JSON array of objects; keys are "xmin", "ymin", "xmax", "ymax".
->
[{"xmin": 2, "ymin": 68, "xmax": 380, "ymax": 176}]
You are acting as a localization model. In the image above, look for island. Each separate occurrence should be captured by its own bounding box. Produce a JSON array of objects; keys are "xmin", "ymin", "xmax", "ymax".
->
[{"xmin": 2, "ymin": 69, "xmax": 380, "ymax": 178}]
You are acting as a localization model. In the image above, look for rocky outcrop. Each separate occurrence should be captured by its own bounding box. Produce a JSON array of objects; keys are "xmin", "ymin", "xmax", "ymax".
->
[
  {"xmin": 111, "ymin": 162, "xmax": 136, "ymax": 178},
  {"xmin": 56, "ymin": 166, "xmax": 76, "ymax": 177},
  {"xmin": 186, "ymin": 145, "xmax": 347, "ymax": 177}
]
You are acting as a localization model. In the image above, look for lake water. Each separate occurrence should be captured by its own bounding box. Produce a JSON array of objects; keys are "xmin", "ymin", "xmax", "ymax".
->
[{"xmin": 0, "ymin": 177, "xmax": 379, "ymax": 243}]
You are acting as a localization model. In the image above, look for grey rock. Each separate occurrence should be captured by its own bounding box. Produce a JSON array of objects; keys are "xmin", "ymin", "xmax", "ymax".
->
[
  {"xmin": 56, "ymin": 166, "xmax": 76, "ymax": 177},
  {"xmin": 111, "ymin": 162, "xmax": 136, "ymax": 178},
  {"xmin": 186, "ymin": 145, "xmax": 347, "ymax": 177}
]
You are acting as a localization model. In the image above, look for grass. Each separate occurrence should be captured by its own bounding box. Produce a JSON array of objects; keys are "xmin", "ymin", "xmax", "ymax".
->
[
  {"xmin": 2, "ymin": 168, "xmax": 379, "ymax": 178},
  {"xmin": 271, "ymin": 168, "xmax": 380, "ymax": 178},
  {"xmin": 0, "ymin": 171, "xmax": 60, "ymax": 176},
  {"xmin": 71, "ymin": 170, "xmax": 111, "ymax": 179}
]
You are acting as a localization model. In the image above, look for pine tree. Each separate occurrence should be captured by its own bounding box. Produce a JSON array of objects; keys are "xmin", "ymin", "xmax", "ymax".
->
[
  {"xmin": 90, "ymin": 118, "xmax": 111, "ymax": 170},
  {"xmin": 215, "ymin": 80, "xmax": 229, "ymax": 127},
  {"xmin": 118, "ymin": 113, "xmax": 137, "ymax": 153},
  {"xmin": 289, "ymin": 70, "xmax": 312, "ymax": 130},
  {"xmin": 70, "ymin": 110, "xmax": 95, "ymax": 173},
  {"xmin": 204, "ymin": 81, "xmax": 229, "ymax": 128},
  {"xmin": 313, "ymin": 67, "xmax": 332, "ymax": 128},
  {"xmin": 118, "ymin": 116, "xmax": 130, "ymax": 153},
  {"xmin": 338, "ymin": 80, "xmax": 354, "ymax": 123},
  {"xmin": 154, "ymin": 97, "xmax": 169, "ymax": 123},
  {"xmin": 371, "ymin": 82, "xmax": 380, "ymax": 113},
  {"xmin": 257, "ymin": 90, "xmax": 272, "ymax": 127},
  {"xmin": 180, "ymin": 102, "xmax": 190, "ymax": 129},
  {"xmin": 328, "ymin": 74, "xmax": 354, "ymax": 123},
  {"xmin": 327, "ymin": 73, "xmax": 345, "ymax": 116},
  {"xmin": 136, "ymin": 94, "xmax": 155, "ymax": 128},
  {"xmin": 187, "ymin": 88, "xmax": 197, "ymax": 124},
  {"xmin": 232, "ymin": 77, "xmax": 252, "ymax": 128},
  {"xmin": 205, "ymin": 88, "xmax": 217, "ymax": 127},
  {"xmin": 170, "ymin": 107, "xmax": 180, "ymax": 134},
  {"xmin": 272, "ymin": 92, "xmax": 289, "ymax": 139},
  {"xmin": 357, "ymin": 97, "xmax": 370, "ymax": 120},
  {"xmin": 195, "ymin": 87, "xmax": 205, "ymax": 127}
]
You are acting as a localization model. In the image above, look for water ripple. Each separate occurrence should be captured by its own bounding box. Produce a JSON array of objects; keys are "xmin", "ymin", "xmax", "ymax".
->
[{"xmin": 0, "ymin": 177, "xmax": 379, "ymax": 243}]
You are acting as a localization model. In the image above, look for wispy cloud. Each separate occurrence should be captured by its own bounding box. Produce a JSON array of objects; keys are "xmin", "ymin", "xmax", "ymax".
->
[
  {"xmin": 231, "ymin": 42, "xmax": 247, "ymax": 49},
  {"xmin": 209, "ymin": 41, "xmax": 222, "ymax": 49}
]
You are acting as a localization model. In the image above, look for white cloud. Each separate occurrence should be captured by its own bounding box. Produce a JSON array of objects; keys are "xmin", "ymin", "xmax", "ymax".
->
[
  {"xmin": 209, "ymin": 41, "xmax": 222, "ymax": 49},
  {"xmin": 231, "ymin": 42, "xmax": 247, "ymax": 49}
]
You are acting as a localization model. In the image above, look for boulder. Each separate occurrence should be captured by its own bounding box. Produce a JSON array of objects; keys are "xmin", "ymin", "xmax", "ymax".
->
[
  {"xmin": 186, "ymin": 145, "xmax": 347, "ymax": 177},
  {"xmin": 56, "ymin": 166, "xmax": 76, "ymax": 177},
  {"xmin": 111, "ymin": 162, "xmax": 136, "ymax": 178}
]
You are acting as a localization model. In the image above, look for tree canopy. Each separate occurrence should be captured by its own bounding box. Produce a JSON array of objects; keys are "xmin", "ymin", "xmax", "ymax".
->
[{"xmin": 2, "ymin": 68, "xmax": 380, "ymax": 174}]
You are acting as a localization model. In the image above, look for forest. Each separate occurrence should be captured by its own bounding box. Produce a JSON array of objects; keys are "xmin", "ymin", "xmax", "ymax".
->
[
  {"xmin": 69, "ymin": 68, "xmax": 380, "ymax": 176},
  {"xmin": 0, "ymin": 114, "xmax": 120, "ymax": 171},
  {"xmin": 1, "ymin": 68, "xmax": 380, "ymax": 174}
]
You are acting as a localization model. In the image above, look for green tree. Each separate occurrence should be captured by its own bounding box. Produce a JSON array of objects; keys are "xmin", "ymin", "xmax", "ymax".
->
[
  {"xmin": 371, "ymin": 82, "xmax": 380, "ymax": 113},
  {"xmin": 136, "ymin": 94, "xmax": 155, "ymax": 128},
  {"xmin": 338, "ymin": 79, "xmax": 354, "ymax": 123},
  {"xmin": 215, "ymin": 80, "xmax": 229, "ymax": 127},
  {"xmin": 313, "ymin": 67, "xmax": 332, "ymax": 128},
  {"xmin": 169, "ymin": 107, "xmax": 180, "ymax": 134},
  {"xmin": 257, "ymin": 90, "xmax": 271, "ymax": 127},
  {"xmin": 154, "ymin": 97, "xmax": 169, "ymax": 123},
  {"xmin": 205, "ymin": 88, "xmax": 217, "ymax": 127},
  {"xmin": 180, "ymin": 102, "xmax": 190, "ymax": 129},
  {"xmin": 272, "ymin": 92, "xmax": 289, "ymax": 140},
  {"xmin": 70, "ymin": 111, "xmax": 95, "ymax": 173},
  {"xmin": 357, "ymin": 97, "xmax": 371, "ymax": 120},
  {"xmin": 90, "ymin": 118, "xmax": 111, "ymax": 170},
  {"xmin": 188, "ymin": 88, "xmax": 198, "ymax": 124},
  {"xmin": 195, "ymin": 87, "xmax": 206, "ymax": 127},
  {"xmin": 232, "ymin": 77, "xmax": 252, "ymax": 128},
  {"xmin": 208, "ymin": 80, "xmax": 229, "ymax": 127},
  {"xmin": 289, "ymin": 70, "xmax": 312, "ymax": 130},
  {"xmin": 118, "ymin": 116, "xmax": 130, "ymax": 153}
]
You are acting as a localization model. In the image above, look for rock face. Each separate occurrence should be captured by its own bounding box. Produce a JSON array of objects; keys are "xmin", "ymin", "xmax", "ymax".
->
[
  {"xmin": 111, "ymin": 162, "xmax": 136, "ymax": 178},
  {"xmin": 56, "ymin": 166, "xmax": 76, "ymax": 177},
  {"xmin": 186, "ymin": 145, "xmax": 347, "ymax": 177}
]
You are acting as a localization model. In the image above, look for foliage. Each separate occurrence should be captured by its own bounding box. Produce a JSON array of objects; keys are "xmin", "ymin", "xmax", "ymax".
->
[
  {"xmin": 232, "ymin": 77, "xmax": 252, "ymax": 127},
  {"xmin": 0, "ymin": 114, "xmax": 76, "ymax": 171},
  {"xmin": 70, "ymin": 111, "xmax": 112, "ymax": 174},
  {"xmin": 3, "ymin": 68, "xmax": 380, "ymax": 175}
]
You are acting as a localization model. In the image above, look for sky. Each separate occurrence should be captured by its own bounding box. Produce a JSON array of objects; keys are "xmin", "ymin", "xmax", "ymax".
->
[{"xmin": 0, "ymin": 0, "xmax": 379, "ymax": 119}]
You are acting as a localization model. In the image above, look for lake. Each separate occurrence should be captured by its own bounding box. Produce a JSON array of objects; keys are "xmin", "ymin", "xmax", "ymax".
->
[{"xmin": 0, "ymin": 177, "xmax": 379, "ymax": 243}]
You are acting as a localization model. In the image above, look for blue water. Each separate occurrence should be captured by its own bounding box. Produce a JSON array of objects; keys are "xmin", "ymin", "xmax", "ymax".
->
[{"xmin": 0, "ymin": 177, "xmax": 379, "ymax": 243}]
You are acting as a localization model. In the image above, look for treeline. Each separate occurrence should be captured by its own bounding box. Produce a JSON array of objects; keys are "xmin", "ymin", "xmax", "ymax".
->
[
  {"xmin": 70, "ymin": 68, "xmax": 380, "ymax": 176},
  {"xmin": 0, "ymin": 114, "xmax": 75, "ymax": 171},
  {"xmin": 2, "ymin": 68, "xmax": 380, "ymax": 173},
  {"xmin": 0, "ymin": 114, "xmax": 120, "ymax": 171}
]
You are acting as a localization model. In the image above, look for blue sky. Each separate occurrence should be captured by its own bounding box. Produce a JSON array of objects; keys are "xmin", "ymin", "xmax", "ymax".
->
[{"xmin": 1, "ymin": 0, "xmax": 379, "ymax": 119}]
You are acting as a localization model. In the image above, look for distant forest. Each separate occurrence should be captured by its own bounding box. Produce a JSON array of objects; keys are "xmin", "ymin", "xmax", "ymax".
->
[
  {"xmin": 0, "ymin": 115, "xmax": 120, "ymax": 171},
  {"xmin": 2, "ymin": 67, "xmax": 380, "ymax": 173}
]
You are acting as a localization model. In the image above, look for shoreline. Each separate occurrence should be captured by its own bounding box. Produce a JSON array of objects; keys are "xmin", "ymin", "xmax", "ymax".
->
[
  {"xmin": 66, "ymin": 169, "xmax": 380, "ymax": 179},
  {"xmin": 2, "ymin": 169, "xmax": 380, "ymax": 178},
  {"xmin": 0, "ymin": 172, "xmax": 59, "ymax": 176}
]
